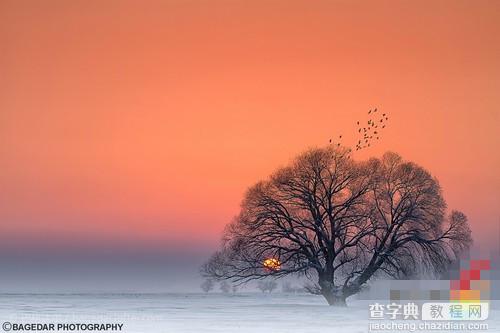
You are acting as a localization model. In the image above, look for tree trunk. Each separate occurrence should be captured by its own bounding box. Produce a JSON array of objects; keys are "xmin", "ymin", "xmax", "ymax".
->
[
  {"xmin": 319, "ymin": 280, "xmax": 347, "ymax": 306},
  {"xmin": 322, "ymin": 291, "xmax": 347, "ymax": 306}
]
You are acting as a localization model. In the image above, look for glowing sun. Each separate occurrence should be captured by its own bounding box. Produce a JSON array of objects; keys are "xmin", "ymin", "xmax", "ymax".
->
[{"xmin": 263, "ymin": 258, "xmax": 281, "ymax": 271}]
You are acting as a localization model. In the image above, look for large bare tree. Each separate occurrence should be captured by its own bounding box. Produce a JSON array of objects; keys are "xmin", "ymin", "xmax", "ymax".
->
[{"xmin": 202, "ymin": 147, "xmax": 471, "ymax": 306}]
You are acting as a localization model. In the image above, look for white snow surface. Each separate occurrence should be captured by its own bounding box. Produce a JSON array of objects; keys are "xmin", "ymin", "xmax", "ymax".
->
[{"xmin": 0, "ymin": 293, "xmax": 498, "ymax": 332}]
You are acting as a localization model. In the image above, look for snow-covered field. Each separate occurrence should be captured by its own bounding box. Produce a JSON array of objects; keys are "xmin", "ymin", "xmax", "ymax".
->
[{"xmin": 0, "ymin": 293, "xmax": 498, "ymax": 333}]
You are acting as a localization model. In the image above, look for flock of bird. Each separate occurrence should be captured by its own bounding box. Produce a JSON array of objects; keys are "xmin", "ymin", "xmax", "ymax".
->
[
  {"xmin": 355, "ymin": 108, "xmax": 388, "ymax": 151},
  {"xmin": 328, "ymin": 108, "xmax": 389, "ymax": 152}
]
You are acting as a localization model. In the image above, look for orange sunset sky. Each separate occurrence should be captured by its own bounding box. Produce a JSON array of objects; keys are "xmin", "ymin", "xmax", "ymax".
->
[{"xmin": 1, "ymin": 0, "xmax": 499, "ymax": 259}]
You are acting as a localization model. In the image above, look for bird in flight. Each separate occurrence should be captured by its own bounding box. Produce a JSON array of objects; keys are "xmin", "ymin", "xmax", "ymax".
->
[
  {"xmin": 350, "ymin": 108, "xmax": 389, "ymax": 151},
  {"xmin": 329, "ymin": 108, "xmax": 388, "ymax": 153}
]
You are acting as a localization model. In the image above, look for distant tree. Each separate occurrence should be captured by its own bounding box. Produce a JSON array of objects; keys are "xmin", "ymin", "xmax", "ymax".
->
[
  {"xmin": 281, "ymin": 281, "xmax": 294, "ymax": 293},
  {"xmin": 282, "ymin": 281, "xmax": 304, "ymax": 293},
  {"xmin": 281, "ymin": 281, "xmax": 297, "ymax": 294},
  {"xmin": 220, "ymin": 281, "xmax": 231, "ymax": 293},
  {"xmin": 257, "ymin": 280, "xmax": 278, "ymax": 293},
  {"xmin": 231, "ymin": 285, "xmax": 238, "ymax": 293},
  {"xmin": 202, "ymin": 147, "xmax": 472, "ymax": 306},
  {"xmin": 200, "ymin": 279, "xmax": 214, "ymax": 293}
]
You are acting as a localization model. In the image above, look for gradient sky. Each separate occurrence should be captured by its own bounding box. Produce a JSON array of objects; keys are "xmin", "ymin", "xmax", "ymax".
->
[{"xmin": 1, "ymin": 0, "xmax": 499, "ymax": 291}]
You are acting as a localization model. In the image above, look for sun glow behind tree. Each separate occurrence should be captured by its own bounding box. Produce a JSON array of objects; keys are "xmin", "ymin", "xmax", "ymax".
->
[{"xmin": 263, "ymin": 258, "xmax": 281, "ymax": 272}]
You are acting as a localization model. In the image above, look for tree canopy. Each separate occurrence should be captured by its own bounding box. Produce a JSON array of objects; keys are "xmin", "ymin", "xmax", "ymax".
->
[{"xmin": 202, "ymin": 147, "xmax": 471, "ymax": 305}]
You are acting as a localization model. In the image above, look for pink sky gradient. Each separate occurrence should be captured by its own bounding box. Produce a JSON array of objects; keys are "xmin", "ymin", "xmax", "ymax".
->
[{"xmin": 1, "ymin": 0, "xmax": 499, "ymax": 256}]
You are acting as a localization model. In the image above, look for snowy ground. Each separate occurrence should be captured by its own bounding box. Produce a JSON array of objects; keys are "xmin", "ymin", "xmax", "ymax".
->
[{"xmin": 0, "ymin": 293, "xmax": 498, "ymax": 333}]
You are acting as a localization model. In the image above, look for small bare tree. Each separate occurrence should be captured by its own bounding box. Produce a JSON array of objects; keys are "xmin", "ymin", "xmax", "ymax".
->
[
  {"xmin": 200, "ymin": 279, "xmax": 214, "ymax": 293},
  {"xmin": 281, "ymin": 281, "xmax": 293, "ymax": 293},
  {"xmin": 231, "ymin": 285, "xmax": 238, "ymax": 293},
  {"xmin": 220, "ymin": 281, "xmax": 231, "ymax": 294},
  {"xmin": 202, "ymin": 147, "xmax": 471, "ymax": 306},
  {"xmin": 257, "ymin": 280, "xmax": 278, "ymax": 293}
]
